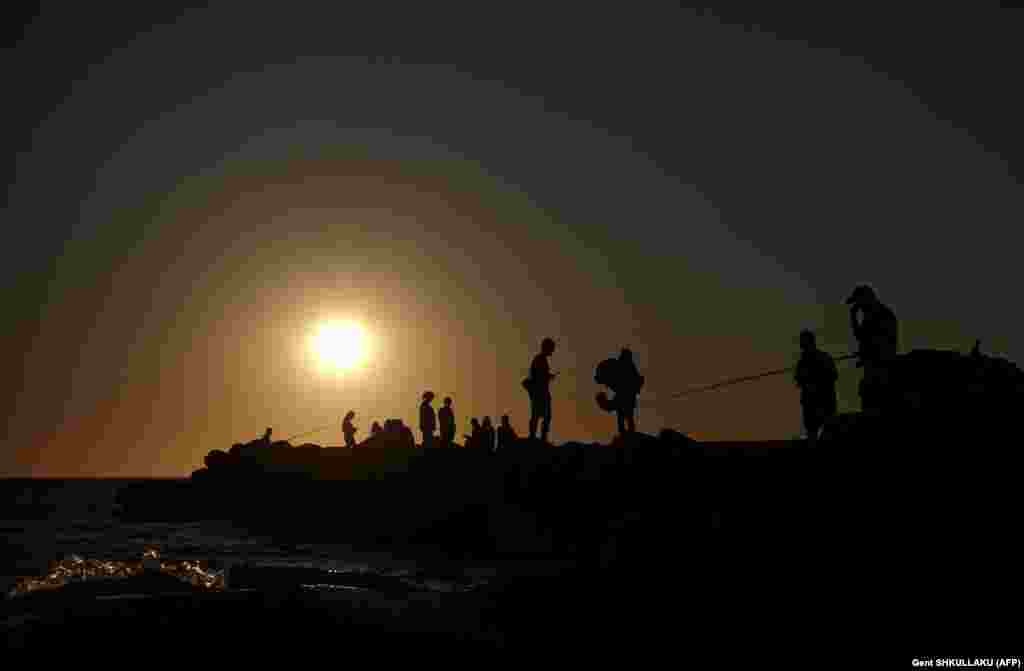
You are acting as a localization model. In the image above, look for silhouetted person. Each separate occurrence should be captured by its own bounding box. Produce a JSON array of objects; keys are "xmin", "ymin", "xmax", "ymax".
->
[
  {"xmin": 342, "ymin": 411, "xmax": 358, "ymax": 448},
  {"xmin": 794, "ymin": 329, "xmax": 838, "ymax": 447},
  {"xmin": 615, "ymin": 348, "xmax": 645, "ymax": 436},
  {"xmin": 497, "ymin": 415, "xmax": 518, "ymax": 450},
  {"xmin": 257, "ymin": 427, "xmax": 272, "ymax": 447},
  {"xmin": 438, "ymin": 397, "xmax": 456, "ymax": 448},
  {"xmin": 481, "ymin": 416, "xmax": 496, "ymax": 453},
  {"xmin": 419, "ymin": 391, "xmax": 437, "ymax": 448},
  {"xmin": 525, "ymin": 337, "xmax": 557, "ymax": 443},
  {"xmin": 465, "ymin": 418, "xmax": 482, "ymax": 449},
  {"xmin": 847, "ymin": 284, "xmax": 899, "ymax": 414},
  {"xmin": 370, "ymin": 421, "xmax": 383, "ymax": 437}
]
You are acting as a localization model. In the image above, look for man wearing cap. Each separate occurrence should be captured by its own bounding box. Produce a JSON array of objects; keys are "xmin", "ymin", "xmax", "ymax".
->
[
  {"xmin": 419, "ymin": 391, "xmax": 437, "ymax": 449},
  {"xmin": 847, "ymin": 284, "xmax": 900, "ymax": 414}
]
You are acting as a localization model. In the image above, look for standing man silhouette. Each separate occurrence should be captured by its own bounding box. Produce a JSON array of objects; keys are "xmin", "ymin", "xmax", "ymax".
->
[
  {"xmin": 342, "ymin": 411, "xmax": 358, "ymax": 448},
  {"xmin": 419, "ymin": 391, "xmax": 437, "ymax": 449},
  {"xmin": 794, "ymin": 330, "xmax": 838, "ymax": 446},
  {"xmin": 615, "ymin": 348, "xmax": 644, "ymax": 437},
  {"xmin": 847, "ymin": 284, "xmax": 899, "ymax": 415},
  {"xmin": 438, "ymin": 397, "xmax": 456, "ymax": 448},
  {"xmin": 525, "ymin": 337, "xmax": 557, "ymax": 443}
]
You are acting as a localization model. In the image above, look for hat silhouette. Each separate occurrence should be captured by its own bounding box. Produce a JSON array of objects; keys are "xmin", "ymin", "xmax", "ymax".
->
[{"xmin": 845, "ymin": 284, "xmax": 876, "ymax": 305}]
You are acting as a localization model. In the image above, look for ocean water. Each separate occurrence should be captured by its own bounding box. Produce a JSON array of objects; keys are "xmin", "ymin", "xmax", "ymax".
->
[{"xmin": 0, "ymin": 479, "xmax": 500, "ymax": 596}]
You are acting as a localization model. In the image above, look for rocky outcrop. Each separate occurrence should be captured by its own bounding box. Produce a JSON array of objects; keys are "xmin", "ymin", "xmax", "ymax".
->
[{"xmin": 820, "ymin": 344, "xmax": 1024, "ymax": 448}]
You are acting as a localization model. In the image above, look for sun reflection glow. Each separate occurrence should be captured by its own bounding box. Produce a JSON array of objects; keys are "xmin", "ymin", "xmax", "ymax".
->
[{"xmin": 9, "ymin": 548, "xmax": 227, "ymax": 596}]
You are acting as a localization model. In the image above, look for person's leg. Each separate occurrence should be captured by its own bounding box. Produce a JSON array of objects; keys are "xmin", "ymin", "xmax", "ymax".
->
[
  {"xmin": 822, "ymin": 395, "xmax": 838, "ymax": 441},
  {"xmin": 623, "ymin": 397, "xmax": 637, "ymax": 433},
  {"xmin": 617, "ymin": 409, "xmax": 626, "ymax": 435},
  {"xmin": 802, "ymin": 403, "xmax": 816, "ymax": 444},
  {"xmin": 806, "ymin": 417, "xmax": 822, "ymax": 447},
  {"xmin": 862, "ymin": 362, "xmax": 893, "ymax": 416},
  {"xmin": 540, "ymin": 394, "xmax": 552, "ymax": 443},
  {"xmin": 529, "ymin": 394, "xmax": 540, "ymax": 440},
  {"xmin": 859, "ymin": 368, "xmax": 877, "ymax": 415}
]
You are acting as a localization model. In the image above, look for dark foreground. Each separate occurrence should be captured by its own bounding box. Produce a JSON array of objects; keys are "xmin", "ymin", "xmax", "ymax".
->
[{"xmin": 6, "ymin": 430, "xmax": 1021, "ymax": 658}]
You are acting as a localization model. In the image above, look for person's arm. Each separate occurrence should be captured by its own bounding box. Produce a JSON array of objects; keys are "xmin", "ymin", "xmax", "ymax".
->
[
  {"xmin": 850, "ymin": 305, "xmax": 863, "ymax": 340},
  {"xmin": 866, "ymin": 316, "xmax": 897, "ymax": 359},
  {"xmin": 887, "ymin": 313, "xmax": 900, "ymax": 355},
  {"xmin": 794, "ymin": 359, "xmax": 808, "ymax": 386}
]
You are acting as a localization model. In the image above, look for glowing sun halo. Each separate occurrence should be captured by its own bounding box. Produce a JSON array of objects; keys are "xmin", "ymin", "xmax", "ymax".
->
[{"xmin": 311, "ymin": 321, "xmax": 370, "ymax": 372}]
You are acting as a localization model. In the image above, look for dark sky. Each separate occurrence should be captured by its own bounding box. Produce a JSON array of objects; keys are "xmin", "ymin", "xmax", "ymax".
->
[{"xmin": 3, "ymin": 5, "xmax": 1022, "ymax": 476}]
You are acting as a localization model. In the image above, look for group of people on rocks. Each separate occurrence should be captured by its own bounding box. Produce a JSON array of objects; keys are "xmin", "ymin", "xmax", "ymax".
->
[
  {"xmin": 259, "ymin": 283, "xmax": 903, "ymax": 450},
  {"xmin": 337, "ymin": 396, "xmax": 521, "ymax": 451},
  {"xmin": 331, "ymin": 334, "xmax": 647, "ymax": 449}
]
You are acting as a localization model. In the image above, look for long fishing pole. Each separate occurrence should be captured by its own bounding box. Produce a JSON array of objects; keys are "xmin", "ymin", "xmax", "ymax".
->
[
  {"xmin": 285, "ymin": 417, "xmax": 340, "ymax": 443},
  {"xmin": 664, "ymin": 352, "xmax": 859, "ymax": 400}
]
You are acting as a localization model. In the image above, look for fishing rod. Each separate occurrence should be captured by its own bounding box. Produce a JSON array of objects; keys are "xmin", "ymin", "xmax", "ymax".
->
[
  {"xmin": 662, "ymin": 352, "xmax": 859, "ymax": 400},
  {"xmin": 284, "ymin": 417, "xmax": 341, "ymax": 443}
]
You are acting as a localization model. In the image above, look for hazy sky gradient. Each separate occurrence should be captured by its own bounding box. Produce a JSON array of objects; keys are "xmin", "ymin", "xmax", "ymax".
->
[{"xmin": 4, "ymin": 6, "xmax": 1022, "ymax": 475}]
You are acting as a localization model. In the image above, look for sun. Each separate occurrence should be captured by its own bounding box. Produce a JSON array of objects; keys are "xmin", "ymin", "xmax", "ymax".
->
[{"xmin": 311, "ymin": 320, "xmax": 370, "ymax": 372}]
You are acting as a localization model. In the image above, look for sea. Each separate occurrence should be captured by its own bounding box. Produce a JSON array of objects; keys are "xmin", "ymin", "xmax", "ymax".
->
[{"xmin": 0, "ymin": 478, "xmax": 505, "ymax": 597}]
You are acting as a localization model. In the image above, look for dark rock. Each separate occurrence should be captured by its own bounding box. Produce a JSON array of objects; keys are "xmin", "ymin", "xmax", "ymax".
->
[
  {"xmin": 204, "ymin": 449, "xmax": 230, "ymax": 469},
  {"xmin": 658, "ymin": 428, "xmax": 697, "ymax": 447},
  {"xmin": 820, "ymin": 345, "xmax": 1024, "ymax": 449}
]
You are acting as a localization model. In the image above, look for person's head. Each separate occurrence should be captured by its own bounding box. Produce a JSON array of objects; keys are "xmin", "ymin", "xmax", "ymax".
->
[
  {"xmin": 422, "ymin": 391, "xmax": 435, "ymax": 403},
  {"xmin": 620, "ymin": 347, "xmax": 634, "ymax": 361},
  {"xmin": 444, "ymin": 396, "xmax": 452, "ymax": 407},
  {"xmin": 799, "ymin": 329, "xmax": 816, "ymax": 351},
  {"xmin": 264, "ymin": 427, "xmax": 272, "ymax": 437},
  {"xmin": 541, "ymin": 337, "xmax": 556, "ymax": 355},
  {"xmin": 344, "ymin": 411, "xmax": 355, "ymax": 421},
  {"xmin": 482, "ymin": 416, "xmax": 492, "ymax": 428},
  {"xmin": 470, "ymin": 418, "xmax": 480, "ymax": 428},
  {"xmin": 371, "ymin": 421, "xmax": 382, "ymax": 432},
  {"xmin": 845, "ymin": 284, "xmax": 878, "ymax": 308}
]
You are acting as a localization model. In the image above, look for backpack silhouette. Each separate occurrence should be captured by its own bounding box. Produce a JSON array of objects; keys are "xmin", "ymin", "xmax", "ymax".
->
[{"xmin": 594, "ymin": 357, "xmax": 645, "ymax": 413}]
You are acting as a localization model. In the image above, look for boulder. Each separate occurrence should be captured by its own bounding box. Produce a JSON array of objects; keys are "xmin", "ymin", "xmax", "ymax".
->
[
  {"xmin": 820, "ymin": 344, "xmax": 1024, "ymax": 447},
  {"xmin": 204, "ymin": 449, "xmax": 230, "ymax": 469}
]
